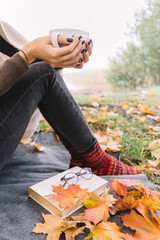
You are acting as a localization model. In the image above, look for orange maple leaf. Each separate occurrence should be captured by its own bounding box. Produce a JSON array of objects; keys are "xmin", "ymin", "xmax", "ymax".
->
[
  {"xmin": 110, "ymin": 179, "xmax": 142, "ymax": 196},
  {"xmin": 83, "ymin": 205, "xmax": 109, "ymax": 225},
  {"xmin": 83, "ymin": 190, "xmax": 116, "ymax": 225},
  {"xmin": 140, "ymin": 105, "xmax": 155, "ymax": 115},
  {"xmin": 122, "ymin": 202, "xmax": 160, "ymax": 240},
  {"xmin": 45, "ymin": 184, "xmax": 88, "ymax": 209}
]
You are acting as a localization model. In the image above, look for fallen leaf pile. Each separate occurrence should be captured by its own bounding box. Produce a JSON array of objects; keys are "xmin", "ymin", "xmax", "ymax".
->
[{"xmin": 32, "ymin": 179, "xmax": 160, "ymax": 240}]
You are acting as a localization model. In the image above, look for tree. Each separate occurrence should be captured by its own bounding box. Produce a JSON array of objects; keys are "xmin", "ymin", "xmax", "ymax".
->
[
  {"xmin": 107, "ymin": 44, "xmax": 146, "ymax": 89},
  {"xmin": 107, "ymin": 0, "xmax": 160, "ymax": 88}
]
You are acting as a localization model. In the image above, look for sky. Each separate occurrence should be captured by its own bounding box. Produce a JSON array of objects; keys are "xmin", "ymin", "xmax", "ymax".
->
[{"xmin": 0, "ymin": 0, "xmax": 146, "ymax": 73}]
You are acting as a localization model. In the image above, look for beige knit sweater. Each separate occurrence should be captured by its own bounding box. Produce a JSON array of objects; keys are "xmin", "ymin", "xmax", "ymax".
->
[{"xmin": 0, "ymin": 20, "xmax": 42, "ymax": 139}]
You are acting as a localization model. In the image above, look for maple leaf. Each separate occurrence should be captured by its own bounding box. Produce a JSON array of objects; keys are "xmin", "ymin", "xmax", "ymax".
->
[
  {"xmin": 32, "ymin": 212, "xmax": 93, "ymax": 240},
  {"xmin": 83, "ymin": 205, "xmax": 109, "ymax": 225},
  {"xmin": 110, "ymin": 195, "xmax": 139, "ymax": 215},
  {"xmin": 140, "ymin": 105, "xmax": 155, "ymax": 115},
  {"xmin": 85, "ymin": 221, "xmax": 126, "ymax": 240},
  {"xmin": 45, "ymin": 184, "xmax": 88, "ymax": 209},
  {"xmin": 101, "ymin": 188, "xmax": 117, "ymax": 207},
  {"xmin": 32, "ymin": 212, "xmax": 75, "ymax": 240},
  {"xmin": 83, "ymin": 192, "xmax": 109, "ymax": 225},
  {"xmin": 125, "ymin": 182, "xmax": 160, "ymax": 207},
  {"xmin": 140, "ymin": 195, "xmax": 160, "ymax": 210},
  {"xmin": 122, "ymin": 202, "xmax": 160, "ymax": 240},
  {"xmin": 83, "ymin": 191, "xmax": 105, "ymax": 209},
  {"xmin": 127, "ymin": 190, "xmax": 143, "ymax": 200},
  {"xmin": 110, "ymin": 179, "xmax": 141, "ymax": 196},
  {"xmin": 83, "ymin": 190, "xmax": 115, "ymax": 224},
  {"xmin": 65, "ymin": 219, "xmax": 93, "ymax": 240}
]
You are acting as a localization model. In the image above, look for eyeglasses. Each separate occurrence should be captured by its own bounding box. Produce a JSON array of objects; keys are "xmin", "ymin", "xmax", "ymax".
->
[{"xmin": 60, "ymin": 168, "xmax": 93, "ymax": 187}]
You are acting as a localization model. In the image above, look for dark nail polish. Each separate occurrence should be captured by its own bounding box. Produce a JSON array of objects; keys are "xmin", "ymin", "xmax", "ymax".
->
[
  {"xmin": 84, "ymin": 48, "xmax": 87, "ymax": 52},
  {"xmin": 81, "ymin": 58, "xmax": 84, "ymax": 62},
  {"xmin": 67, "ymin": 38, "xmax": 73, "ymax": 42},
  {"xmin": 78, "ymin": 36, "xmax": 82, "ymax": 40},
  {"xmin": 88, "ymin": 39, "xmax": 92, "ymax": 45},
  {"xmin": 81, "ymin": 49, "xmax": 85, "ymax": 53},
  {"xmin": 76, "ymin": 63, "xmax": 81, "ymax": 67},
  {"xmin": 82, "ymin": 40, "xmax": 85, "ymax": 45}
]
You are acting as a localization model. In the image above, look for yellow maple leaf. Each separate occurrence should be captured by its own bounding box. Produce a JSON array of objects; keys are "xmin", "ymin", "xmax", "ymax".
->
[
  {"xmin": 32, "ymin": 213, "xmax": 70, "ymax": 240},
  {"xmin": 32, "ymin": 212, "xmax": 93, "ymax": 240},
  {"xmin": 140, "ymin": 195, "xmax": 160, "ymax": 210}
]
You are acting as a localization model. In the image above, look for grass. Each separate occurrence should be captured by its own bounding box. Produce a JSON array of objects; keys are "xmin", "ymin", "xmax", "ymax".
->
[{"xmin": 74, "ymin": 85, "xmax": 160, "ymax": 106}]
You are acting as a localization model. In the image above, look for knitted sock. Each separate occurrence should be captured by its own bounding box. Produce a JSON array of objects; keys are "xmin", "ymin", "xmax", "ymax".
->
[
  {"xmin": 66, "ymin": 146, "xmax": 84, "ymax": 168},
  {"xmin": 82, "ymin": 142, "xmax": 138, "ymax": 175}
]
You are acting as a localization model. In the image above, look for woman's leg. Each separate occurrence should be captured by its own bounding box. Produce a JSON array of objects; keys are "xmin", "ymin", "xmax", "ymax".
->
[
  {"xmin": 0, "ymin": 61, "xmax": 137, "ymax": 174},
  {"xmin": 0, "ymin": 62, "xmax": 95, "ymax": 170}
]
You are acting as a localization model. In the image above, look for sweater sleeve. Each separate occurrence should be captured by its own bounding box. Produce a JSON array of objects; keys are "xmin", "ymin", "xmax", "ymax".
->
[
  {"xmin": 0, "ymin": 53, "xmax": 29, "ymax": 96},
  {"xmin": 0, "ymin": 36, "xmax": 19, "ymax": 57}
]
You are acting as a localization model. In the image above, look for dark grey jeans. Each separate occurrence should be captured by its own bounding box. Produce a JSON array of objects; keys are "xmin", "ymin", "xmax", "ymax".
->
[{"xmin": 0, "ymin": 62, "xmax": 96, "ymax": 170}]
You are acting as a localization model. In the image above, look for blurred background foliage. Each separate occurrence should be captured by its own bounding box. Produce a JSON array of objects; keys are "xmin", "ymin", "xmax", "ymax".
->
[{"xmin": 107, "ymin": 0, "xmax": 160, "ymax": 89}]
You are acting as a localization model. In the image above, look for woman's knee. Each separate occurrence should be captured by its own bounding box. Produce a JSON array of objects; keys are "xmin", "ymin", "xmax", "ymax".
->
[{"xmin": 29, "ymin": 61, "xmax": 57, "ymax": 80}]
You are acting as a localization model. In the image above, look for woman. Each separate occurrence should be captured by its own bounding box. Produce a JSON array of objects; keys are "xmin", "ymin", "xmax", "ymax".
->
[{"xmin": 0, "ymin": 29, "xmax": 138, "ymax": 175}]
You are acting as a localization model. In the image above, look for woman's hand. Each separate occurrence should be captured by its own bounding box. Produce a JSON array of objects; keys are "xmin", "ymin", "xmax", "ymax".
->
[
  {"xmin": 18, "ymin": 36, "xmax": 84, "ymax": 68},
  {"xmin": 75, "ymin": 38, "xmax": 93, "ymax": 69}
]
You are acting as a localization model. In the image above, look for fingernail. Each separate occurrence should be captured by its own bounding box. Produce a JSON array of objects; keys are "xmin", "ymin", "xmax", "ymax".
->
[
  {"xmin": 84, "ymin": 48, "xmax": 87, "ymax": 52},
  {"xmin": 67, "ymin": 38, "xmax": 73, "ymax": 42},
  {"xmin": 76, "ymin": 63, "xmax": 81, "ymax": 67},
  {"xmin": 81, "ymin": 49, "xmax": 85, "ymax": 53},
  {"xmin": 81, "ymin": 58, "xmax": 84, "ymax": 62},
  {"xmin": 88, "ymin": 39, "xmax": 92, "ymax": 45},
  {"xmin": 82, "ymin": 40, "xmax": 85, "ymax": 45},
  {"xmin": 78, "ymin": 36, "xmax": 82, "ymax": 40}
]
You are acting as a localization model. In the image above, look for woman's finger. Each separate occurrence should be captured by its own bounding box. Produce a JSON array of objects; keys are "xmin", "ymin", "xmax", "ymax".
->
[
  {"xmin": 60, "ymin": 40, "xmax": 83, "ymax": 62},
  {"xmin": 57, "ymin": 35, "xmax": 73, "ymax": 46},
  {"xmin": 83, "ymin": 48, "xmax": 89, "ymax": 63},
  {"xmin": 86, "ymin": 38, "xmax": 93, "ymax": 56},
  {"xmin": 74, "ymin": 60, "xmax": 84, "ymax": 69},
  {"xmin": 58, "ymin": 36, "xmax": 80, "ymax": 56}
]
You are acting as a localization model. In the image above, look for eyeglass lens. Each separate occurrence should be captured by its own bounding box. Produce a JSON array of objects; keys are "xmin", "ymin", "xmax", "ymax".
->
[
  {"xmin": 80, "ymin": 168, "xmax": 92, "ymax": 179},
  {"xmin": 65, "ymin": 173, "xmax": 78, "ymax": 185}
]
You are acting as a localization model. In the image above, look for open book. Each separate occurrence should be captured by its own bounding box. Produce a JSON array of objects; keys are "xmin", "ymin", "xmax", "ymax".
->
[{"xmin": 28, "ymin": 166, "xmax": 107, "ymax": 218}]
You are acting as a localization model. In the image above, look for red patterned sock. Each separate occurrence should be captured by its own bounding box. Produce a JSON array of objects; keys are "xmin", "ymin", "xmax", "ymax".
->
[
  {"xmin": 82, "ymin": 142, "xmax": 138, "ymax": 175},
  {"xmin": 66, "ymin": 146, "xmax": 84, "ymax": 168}
]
